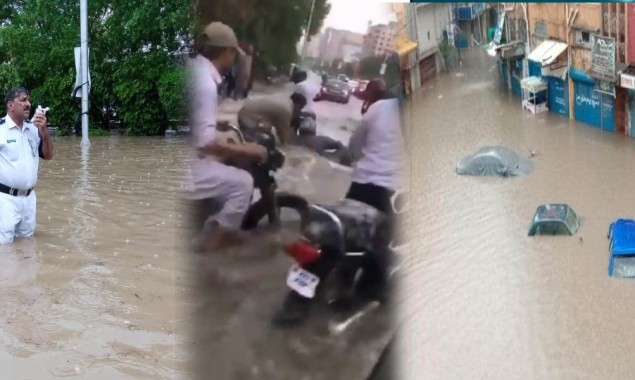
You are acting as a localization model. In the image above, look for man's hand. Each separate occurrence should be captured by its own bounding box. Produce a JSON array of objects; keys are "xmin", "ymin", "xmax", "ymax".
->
[
  {"xmin": 244, "ymin": 143, "xmax": 268, "ymax": 163},
  {"xmin": 31, "ymin": 113, "xmax": 48, "ymax": 137}
]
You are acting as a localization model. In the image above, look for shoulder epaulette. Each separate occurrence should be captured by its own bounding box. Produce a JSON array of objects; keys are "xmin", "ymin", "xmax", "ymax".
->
[{"xmin": 0, "ymin": 118, "xmax": 4, "ymax": 125}]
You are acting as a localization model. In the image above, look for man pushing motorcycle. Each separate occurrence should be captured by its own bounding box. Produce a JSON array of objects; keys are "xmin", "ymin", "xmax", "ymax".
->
[
  {"xmin": 272, "ymin": 78, "xmax": 405, "ymax": 327},
  {"xmin": 186, "ymin": 21, "xmax": 270, "ymax": 253}
]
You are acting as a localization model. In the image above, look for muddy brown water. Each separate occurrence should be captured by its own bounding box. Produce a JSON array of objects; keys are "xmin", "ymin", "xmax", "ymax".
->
[
  {"xmin": 399, "ymin": 49, "xmax": 635, "ymax": 379},
  {"xmin": 0, "ymin": 91, "xmax": 392, "ymax": 378},
  {"xmin": 0, "ymin": 136, "xmax": 188, "ymax": 379}
]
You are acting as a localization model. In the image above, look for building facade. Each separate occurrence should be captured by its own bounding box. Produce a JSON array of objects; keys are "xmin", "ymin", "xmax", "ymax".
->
[
  {"xmin": 415, "ymin": 3, "xmax": 452, "ymax": 87},
  {"xmin": 491, "ymin": 3, "xmax": 629, "ymax": 135},
  {"xmin": 318, "ymin": 27, "xmax": 364, "ymax": 65},
  {"xmin": 363, "ymin": 22, "xmax": 398, "ymax": 57}
]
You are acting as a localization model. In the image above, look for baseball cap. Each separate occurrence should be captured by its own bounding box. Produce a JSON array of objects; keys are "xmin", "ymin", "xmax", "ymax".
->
[{"xmin": 201, "ymin": 22, "xmax": 245, "ymax": 55}]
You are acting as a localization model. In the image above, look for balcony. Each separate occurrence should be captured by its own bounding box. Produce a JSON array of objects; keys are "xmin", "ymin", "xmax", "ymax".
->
[{"xmin": 455, "ymin": 3, "xmax": 485, "ymax": 21}]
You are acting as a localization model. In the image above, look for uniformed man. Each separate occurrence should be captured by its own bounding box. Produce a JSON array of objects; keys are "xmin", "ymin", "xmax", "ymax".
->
[
  {"xmin": 0, "ymin": 87, "xmax": 54, "ymax": 244},
  {"xmin": 187, "ymin": 22, "xmax": 267, "ymax": 252}
]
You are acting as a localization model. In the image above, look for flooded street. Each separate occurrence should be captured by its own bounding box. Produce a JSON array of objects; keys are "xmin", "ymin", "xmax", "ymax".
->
[
  {"xmin": 0, "ymin": 137, "xmax": 188, "ymax": 378},
  {"xmin": 400, "ymin": 49, "xmax": 635, "ymax": 379},
  {"xmin": 186, "ymin": 81, "xmax": 393, "ymax": 380}
]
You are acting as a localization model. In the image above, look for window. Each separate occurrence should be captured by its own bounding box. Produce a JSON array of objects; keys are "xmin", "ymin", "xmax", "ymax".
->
[
  {"xmin": 582, "ymin": 31, "xmax": 590, "ymax": 43},
  {"xmin": 574, "ymin": 29, "xmax": 592, "ymax": 48}
]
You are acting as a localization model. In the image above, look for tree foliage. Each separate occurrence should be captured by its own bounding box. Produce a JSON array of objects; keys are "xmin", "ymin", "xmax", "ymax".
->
[
  {"xmin": 0, "ymin": 0, "xmax": 193, "ymax": 136},
  {"xmin": 195, "ymin": 0, "xmax": 331, "ymax": 69}
]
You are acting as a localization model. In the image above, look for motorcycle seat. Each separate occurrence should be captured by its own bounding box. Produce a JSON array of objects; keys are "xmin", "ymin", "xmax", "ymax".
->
[{"xmin": 312, "ymin": 199, "xmax": 385, "ymax": 252}]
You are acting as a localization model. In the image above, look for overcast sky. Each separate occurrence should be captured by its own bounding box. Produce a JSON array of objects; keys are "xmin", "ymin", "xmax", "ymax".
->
[{"xmin": 322, "ymin": 0, "xmax": 397, "ymax": 34}]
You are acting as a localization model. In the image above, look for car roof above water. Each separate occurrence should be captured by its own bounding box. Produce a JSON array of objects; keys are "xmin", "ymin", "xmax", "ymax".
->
[
  {"xmin": 528, "ymin": 203, "xmax": 580, "ymax": 236},
  {"xmin": 609, "ymin": 218, "xmax": 635, "ymax": 255}
]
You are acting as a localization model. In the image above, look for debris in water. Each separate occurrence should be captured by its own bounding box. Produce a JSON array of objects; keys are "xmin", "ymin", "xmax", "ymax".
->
[
  {"xmin": 529, "ymin": 150, "xmax": 539, "ymax": 158},
  {"xmin": 579, "ymin": 237, "xmax": 584, "ymax": 243},
  {"xmin": 438, "ymin": 95, "xmax": 443, "ymax": 99},
  {"xmin": 75, "ymin": 365, "xmax": 81, "ymax": 374},
  {"xmin": 125, "ymin": 239, "xmax": 130, "ymax": 244}
]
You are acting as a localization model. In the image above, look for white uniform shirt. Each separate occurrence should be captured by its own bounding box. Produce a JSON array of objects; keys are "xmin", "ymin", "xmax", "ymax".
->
[
  {"xmin": 349, "ymin": 98, "xmax": 404, "ymax": 191},
  {"xmin": 293, "ymin": 80, "xmax": 319, "ymax": 114},
  {"xmin": 186, "ymin": 55, "xmax": 223, "ymax": 194},
  {"xmin": 0, "ymin": 115, "xmax": 41, "ymax": 190}
]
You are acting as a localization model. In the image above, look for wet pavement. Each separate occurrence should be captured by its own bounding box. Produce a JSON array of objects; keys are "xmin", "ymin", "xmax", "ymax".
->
[
  {"xmin": 186, "ymin": 78, "xmax": 393, "ymax": 380},
  {"xmin": 0, "ymin": 137, "xmax": 188, "ymax": 379},
  {"xmin": 400, "ymin": 48, "xmax": 635, "ymax": 379}
]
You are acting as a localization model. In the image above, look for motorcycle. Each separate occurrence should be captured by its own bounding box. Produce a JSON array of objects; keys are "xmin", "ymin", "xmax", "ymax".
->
[
  {"xmin": 272, "ymin": 190, "xmax": 408, "ymax": 327},
  {"xmin": 213, "ymin": 120, "xmax": 309, "ymax": 230}
]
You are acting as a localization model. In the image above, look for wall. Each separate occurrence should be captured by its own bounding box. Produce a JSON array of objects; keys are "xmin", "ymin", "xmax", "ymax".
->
[
  {"xmin": 569, "ymin": 3, "xmax": 602, "ymax": 71},
  {"xmin": 628, "ymin": 4, "xmax": 635, "ymax": 64},
  {"xmin": 527, "ymin": 3, "xmax": 567, "ymax": 43},
  {"xmin": 415, "ymin": 3, "xmax": 451, "ymax": 56},
  {"xmin": 342, "ymin": 43, "xmax": 362, "ymax": 63}
]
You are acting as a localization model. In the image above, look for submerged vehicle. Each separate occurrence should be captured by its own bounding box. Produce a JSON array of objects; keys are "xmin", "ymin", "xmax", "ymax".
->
[
  {"xmin": 528, "ymin": 203, "xmax": 580, "ymax": 236},
  {"xmin": 607, "ymin": 218, "xmax": 635, "ymax": 278},
  {"xmin": 456, "ymin": 146, "xmax": 534, "ymax": 177}
]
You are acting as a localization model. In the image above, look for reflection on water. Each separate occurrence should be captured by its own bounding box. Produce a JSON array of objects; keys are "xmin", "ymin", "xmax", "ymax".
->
[
  {"xmin": 401, "ymin": 49, "xmax": 635, "ymax": 379},
  {"xmin": 0, "ymin": 137, "xmax": 188, "ymax": 379}
]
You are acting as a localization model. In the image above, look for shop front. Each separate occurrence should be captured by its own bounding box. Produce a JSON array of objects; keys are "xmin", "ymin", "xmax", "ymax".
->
[
  {"xmin": 570, "ymin": 69, "xmax": 615, "ymax": 132},
  {"xmin": 619, "ymin": 68, "xmax": 635, "ymax": 137},
  {"xmin": 526, "ymin": 40, "xmax": 569, "ymax": 118},
  {"xmin": 490, "ymin": 40, "xmax": 525, "ymax": 94}
]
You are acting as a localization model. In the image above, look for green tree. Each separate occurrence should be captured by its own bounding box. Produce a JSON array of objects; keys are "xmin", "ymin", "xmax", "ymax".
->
[
  {"xmin": 196, "ymin": 0, "xmax": 330, "ymax": 70},
  {"xmin": 0, "ymin": 0, "xmax": 193, "ymax": 136}
]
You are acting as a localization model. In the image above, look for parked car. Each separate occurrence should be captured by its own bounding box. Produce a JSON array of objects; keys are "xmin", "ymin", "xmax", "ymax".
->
[
  {"xmin": 314, "ymin": 79, "xmax": 351, "ymax": 104},
  {"xmin": 337, "ymin": 73, "xmax": 350, "ymax": 83}
]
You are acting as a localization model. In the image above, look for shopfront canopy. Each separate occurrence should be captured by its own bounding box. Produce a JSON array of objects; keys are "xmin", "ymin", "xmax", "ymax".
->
[
  {"xmin": 527, "ymin": 40, "xmax": 568, "ymax": 66},
  {"xmin": 396, "ymin": 37, "xmax": 417, "ymax": 56}
]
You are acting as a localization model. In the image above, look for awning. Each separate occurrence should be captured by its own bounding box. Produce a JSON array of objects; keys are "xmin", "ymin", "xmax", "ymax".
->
[
  {"xmin": 396, "ymin": 39, "xmax": 417, "ymax": 56},
  {"xmin": 527, "ymin": 40, "xmax": 568, "ymax": 66},
  {"xmin": 484, "ymin": 40, "xmax": 524, "ymax": 59}
]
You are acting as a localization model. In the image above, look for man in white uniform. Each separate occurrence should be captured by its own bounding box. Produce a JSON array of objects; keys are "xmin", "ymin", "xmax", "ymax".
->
[
  {"xmin": 187, "ymin": 22, "xmax": 267, "ymax": 252},
  {"xmin": 0, "ymin": 87, "xmax": 54, "ymax": 244}
]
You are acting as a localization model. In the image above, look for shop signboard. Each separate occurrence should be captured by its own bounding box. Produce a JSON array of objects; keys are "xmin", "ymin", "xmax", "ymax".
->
[{"xmin": 591, "ymin": 34, "xmax": 616, "ymax": 81}]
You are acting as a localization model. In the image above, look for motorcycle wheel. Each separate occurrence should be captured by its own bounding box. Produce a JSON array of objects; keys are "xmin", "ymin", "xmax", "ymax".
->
[{"xmin": 241, "ymin": 192, "xmax": 310, "ymax": 230}]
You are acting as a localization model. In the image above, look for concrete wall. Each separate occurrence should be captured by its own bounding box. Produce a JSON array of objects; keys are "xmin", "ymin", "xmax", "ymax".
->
[
  {"xmin": 415, "ymin": 3, "xmax": 451, "ymax": 56},
  {"xmin": 569, "ymin": 3, "xmax": 602, "ymax": 71},
  {"xmin": 527, "ymin": 3, "xmax": 567, "ymax": 43}
]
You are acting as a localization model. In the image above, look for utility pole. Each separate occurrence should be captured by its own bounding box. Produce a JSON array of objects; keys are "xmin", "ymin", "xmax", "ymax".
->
[
  {"xmin": 301, "ymin": 0, "xmax": 317, "ymax": 60},
  {"xmin": 80, "ymin": 0, "xmax": 90, "ymax": 146}
]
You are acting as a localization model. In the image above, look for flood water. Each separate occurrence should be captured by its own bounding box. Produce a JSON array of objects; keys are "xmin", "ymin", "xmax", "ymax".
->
[
  {"xmin": 400, "ymin": 49, "xmax": 635, "ymax": 379},
  {"xmin": 0, "ymin": 136, "xmax": 188, "ymax": 379},
  {"xmin": 186, "ymin": 87, "xmax": 393, "ymax": 380}
]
